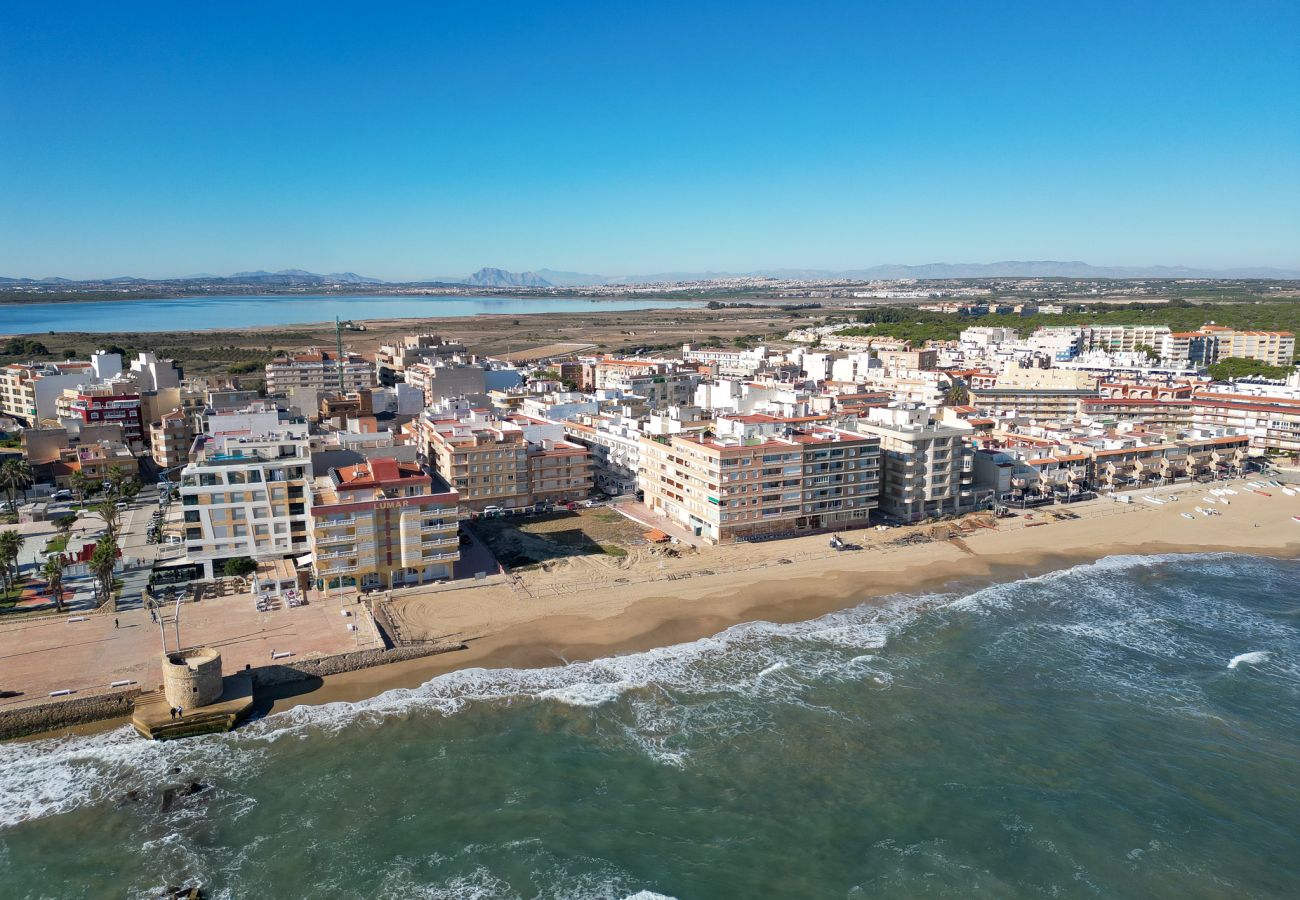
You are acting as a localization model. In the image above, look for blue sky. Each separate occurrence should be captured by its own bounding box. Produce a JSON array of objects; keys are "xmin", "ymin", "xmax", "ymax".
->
[{"xmin": 2, "ymin": 1, "xmax": 1297, "ymax": 280}]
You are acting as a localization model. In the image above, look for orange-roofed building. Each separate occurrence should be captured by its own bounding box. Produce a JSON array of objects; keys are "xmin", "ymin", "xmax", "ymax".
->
[{"xmin": 310, "ymin": 456, "xmax": 460, "ymax": 590}]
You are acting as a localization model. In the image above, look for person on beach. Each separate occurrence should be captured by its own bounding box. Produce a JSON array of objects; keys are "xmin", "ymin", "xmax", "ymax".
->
[{"xmin": 114, "ymin": 618, "xmax": 119, "ymax": 629}]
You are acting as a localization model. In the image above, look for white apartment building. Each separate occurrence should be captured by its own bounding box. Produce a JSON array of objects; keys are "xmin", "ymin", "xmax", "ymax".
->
[
  {"xmin": 403, "ymin": 361, "xmax": 488, "ymax": 406},
  {"xmin": 179, "ymin": 430, "xmax": 314, "ymax": 578},
  {"xmin": 1083, "ymin": 325, "xmax": 1170, "ymax": 354},
  {"xmin": 855, "ymin": 405, "xmax": 982, "ymax": 523},
  {"xmin": 680, "ymin": 344, "xmax": 769, "ymax": 376},
  {"xmin": 563, "ymin": 413, "xmax": 644, "ymax": 495},
  {"xmin": 265, "ymin": 348, "xmax": 375, "ymax": 395}
]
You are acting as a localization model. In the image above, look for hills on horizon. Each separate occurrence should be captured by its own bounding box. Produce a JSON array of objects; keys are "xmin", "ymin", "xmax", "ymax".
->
[{"xmin": 4, "ymin": 261, "xmax": 1300, "ymax": 287}]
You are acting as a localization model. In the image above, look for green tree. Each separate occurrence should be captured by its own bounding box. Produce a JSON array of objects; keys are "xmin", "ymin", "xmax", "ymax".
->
[
  {"xmin": 69, "ymin": 469, "xmax": 92, "ymax": 504},
  {"xmin": 42, "ymin": 553, "xmax": 67, "ymax": 612},
  {"xmin": 94, "ymin": 499, "xmax": 122, "ymax": 543},
  {"xmin": 89, "ymin": 537, "xmax": 118, "ymax": 608},
  {"xmin": 223, "ymin": 556, "xmax": 257, "ymax": 578},
  {"xmin": 1207, "ymin": 357, "xmax": 1293, "ymax": 382},
  {"xmin": 105, "ymin": 466, "xmax": 131, "ymax": 498},
  {"xmin": 121, "ymin": 478, "xmax": 142, "ymax": 502},
  {"xmin": 0, "ymin": 529, "xmax": 22, "ymax": 597},
  {"xmin": 945, "ymin": 382, "xmax": 971, "ymax": 406},
  {"xmin": 0, "ymin": 458, "xmax": 33, "ymax": 510}
]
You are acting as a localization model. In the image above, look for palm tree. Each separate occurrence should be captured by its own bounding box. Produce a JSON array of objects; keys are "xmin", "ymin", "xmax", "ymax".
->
[
  {"xmin": 43, "ymin": 553, "xmax": 67, "ymax": 612},
  {"xmin": 106, "ymin": 466, "xmax": 130, "ymax": 498},
  {"xmin": 1, "ymin": 458, "xmax": 34, "ymax": 510},
  {"xmin": 69, "ymin": 469, "xmax": 91, "ymax": 504},
  {"xmin": 0, "ymin": 529, "xmax": 22, "ymax": 598},
  {"xmin": 89, "ymin": 537, "xmax": 118, "ymax": 608},
  {"xmin": 94, "ymin": 499, "xmax": 122, "ymax": 543}
]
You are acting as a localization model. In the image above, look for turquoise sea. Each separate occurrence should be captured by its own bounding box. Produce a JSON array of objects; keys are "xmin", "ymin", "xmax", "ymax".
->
[
  {"xmin": 1, "ymin": 295, "xmax": 700, "ymax": 334},
  {"xmin": 3, "ymin": 553, "xmax": 1299, "ymax": 898}
]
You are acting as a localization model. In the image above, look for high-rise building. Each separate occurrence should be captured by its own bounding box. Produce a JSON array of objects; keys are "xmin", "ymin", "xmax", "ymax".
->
[
  {"xmin": 309, "ymin": 457, "xmax": 459, "ymax": 590},
  {"xmin": 855, "ymin": 405, "xmax": 982, "ymax": 523},
  {"xmin": 179, "ymin": 431, "xmax": 313, "ymax": 578}
]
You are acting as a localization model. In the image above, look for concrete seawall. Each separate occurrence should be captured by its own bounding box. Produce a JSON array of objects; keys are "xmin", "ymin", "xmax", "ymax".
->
[{"xmin": 0, "ymin": 642, "xmax": 465, "ymax": 741}]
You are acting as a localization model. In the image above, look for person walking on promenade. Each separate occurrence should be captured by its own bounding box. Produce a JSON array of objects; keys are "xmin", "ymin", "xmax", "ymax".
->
[{"xmin": 114, "ymin": 618, "xmax": 119, "ymax": 629}]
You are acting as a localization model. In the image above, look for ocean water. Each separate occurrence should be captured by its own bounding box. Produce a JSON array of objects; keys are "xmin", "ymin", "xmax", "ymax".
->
[
  {"xmin": 2, "ymin": 295, "xmax": 700, "ymax": 333},
  {"xmin": 3, "ymin": 553, "xmax": 1299, "ymax": 899}
]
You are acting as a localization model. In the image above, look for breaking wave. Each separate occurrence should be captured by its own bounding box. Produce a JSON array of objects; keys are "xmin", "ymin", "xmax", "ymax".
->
[{"xmin": 4, "ymin": 552, "xmax": 1297, "ymax": 832}]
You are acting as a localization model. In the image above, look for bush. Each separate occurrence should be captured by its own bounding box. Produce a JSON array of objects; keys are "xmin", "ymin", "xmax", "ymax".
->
[{"xmin": 223, "ymin": 556, "xmax": 257, "ymax": 578}]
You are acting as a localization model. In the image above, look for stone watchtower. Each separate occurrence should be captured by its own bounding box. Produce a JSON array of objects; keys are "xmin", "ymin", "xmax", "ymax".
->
[{"xmin": 161, "ymin": 647, "xmax": 223, "ymax": 709}]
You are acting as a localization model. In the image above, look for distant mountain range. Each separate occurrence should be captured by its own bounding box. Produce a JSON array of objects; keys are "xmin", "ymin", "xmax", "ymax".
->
[{"xmin": 3, "ymin": 261, "xmax": 1298, "ymax": 286}]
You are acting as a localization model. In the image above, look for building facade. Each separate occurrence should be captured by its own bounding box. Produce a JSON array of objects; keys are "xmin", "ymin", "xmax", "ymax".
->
[
  {"xmin": 265, "ymin": 349, "xmax": 376, "ymax": 395},
  {"xmin": 179, "ymin": 431, "xmax": 313, "ymax": 578},
  {"xmin": 856, "ymin": 406, "xmax": 981, "ymax": 523},
  {"xmin": 309, "ymin": 457, "xmax": 460, "ymax": 590},
  {"xmin": 639, "ymin": 417, "xmax": 881, "ymax": 542}
]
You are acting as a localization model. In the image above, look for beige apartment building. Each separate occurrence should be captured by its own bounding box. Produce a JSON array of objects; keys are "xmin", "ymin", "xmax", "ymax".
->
[
  {"xmin": 265, "ymin": 349, "xmax": 376, "ymax": 395},
  {"xmin": 309, "ymin": 457, "xmax": 459, "ymax": 590},
  {"xmin": 149, "ymin": 408, "xmax": 196, "ymax": 469},
  {"xmin": 1197, "ymin": 325, "xmax": 1295, "ymax": 367},
  {"xmin": 416, "ymin": 406, "xmax": 593, "ymax": 512},
  {"xmin": 855, "ymin": 406, "xmax": 981, "ymax": 523},
  {"xmin": 179, "ymin": 431, "xmax": 313, "ymax": 578},
  {"xmin": 638, "ymin": 415, "xmax": 881, "ymax": 543},
  {"xmin": 0, "ymin": 360, "xmax": 97, "ymax": 423}
]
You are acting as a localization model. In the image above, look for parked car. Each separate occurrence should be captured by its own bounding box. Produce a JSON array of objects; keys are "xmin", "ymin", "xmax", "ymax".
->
[{"xmin": 481, "ymin": 505, "xmax": 502, "ymax": 515}]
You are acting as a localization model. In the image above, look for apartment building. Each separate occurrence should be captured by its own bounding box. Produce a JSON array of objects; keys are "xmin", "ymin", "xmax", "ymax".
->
[
  {"xmin": 1083, "ymin": 325, "xmax": 1170, "ymax": 354},
  {"xmin": 1077, "ymin": 434, "xmax": 1252, "ymax": 488},
  {"xmin": 1190, "ymin": 391, "xmax": 1300, "ymax": 455},
  {"xmin": 0, "ymin": 361, "xmax": 96, "ymax": 423},
  {"xmin": 178, "ymin": 431, "xmax": 313, "ymax": 578},
  {"xmin": 680, "ymin": 344, "xmax": 769, "ymax": 376},
  {"xmin": 638, "ymin": 415, "xmax": 881, "ymax": 543},
  {"xmin": 265, "ymin": 349, "xmax": 375, "ymax": 395},
  {"xmin": 403, "ymin": 362, "xmax": 487, "ymax": 405},
  {"xmin": 563, "ymin": 413, "xmax": 643, "ymax": 495},
  {"xmin": 53, "ymin": 441, "xmax": 138, "ymax": 488},
  {"xmin": 416, "ymin": 407, "xmax": 529, "ymax": 511},
  {"xmin": 149, "ymin": 408, "xmax": 196, "ymax": 469},
  {"xmin": 855, "ymin": 406, "xmax": 981, "ymax": 523},
  {"xmin": 415, "ymin": 405, "xmax": 592, "ymax": 512},
  {"xmin": 57, "ymin": 384, "xmax": 145, "ymax": 448},
  {"xmin": 374, "ymin": 333, "xmax": 468, "ymax": 383},
  {"xmin": 309, "ymin": 456, "xmax": 459, "ymax": 590}
]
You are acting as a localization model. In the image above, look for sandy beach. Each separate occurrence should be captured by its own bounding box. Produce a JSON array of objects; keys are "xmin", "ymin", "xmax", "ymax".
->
[
  {"xmin": 15, "ymin": 479, "xmax": 1297, "ymax": 741},
  {"xmin": 257, "ymin": 480, "xmax": 1300, "ymax": 715}
]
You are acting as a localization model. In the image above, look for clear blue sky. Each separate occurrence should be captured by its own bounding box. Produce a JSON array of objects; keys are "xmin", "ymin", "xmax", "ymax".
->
[{"xmin": 2, "ymin": 1, "xmax": 1297, "ymax": 280}]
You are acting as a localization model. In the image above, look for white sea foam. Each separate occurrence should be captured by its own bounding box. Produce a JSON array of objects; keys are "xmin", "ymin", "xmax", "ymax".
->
[
  {"xmin": 1228, "ymin": 651, "xmax": 1271, "ymax": 669},
  {"xmin": 5, "ymin": 551, "xmax": 1293, "ymax": 831}
]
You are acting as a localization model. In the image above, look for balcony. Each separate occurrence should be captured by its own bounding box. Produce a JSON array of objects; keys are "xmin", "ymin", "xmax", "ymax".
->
[
  {"xmin": 314, "ymin": 532, "xmax": 353, "ymax": 546},
  {"xmin": 316, "ymin": 563, "xmax": 358, "ymax": 575},
  {"xmin": 316, "ymin": 549, "xmax": 355, "ymax": 561}
]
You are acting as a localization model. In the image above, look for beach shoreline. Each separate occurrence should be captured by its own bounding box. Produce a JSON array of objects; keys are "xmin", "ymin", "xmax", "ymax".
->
[{"xmin": 20, "ymin": 482, "xmax": 1297, "ymax": 743}]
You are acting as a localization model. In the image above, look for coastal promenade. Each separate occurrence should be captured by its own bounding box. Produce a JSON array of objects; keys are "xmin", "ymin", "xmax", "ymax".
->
[
  {"xmin": 4, "ymin": 477, "xmax": 1297, "ymax": 737},
  {"xmin": 0, "ymin": 581, "xmax": 381, "ymax": 725}
]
